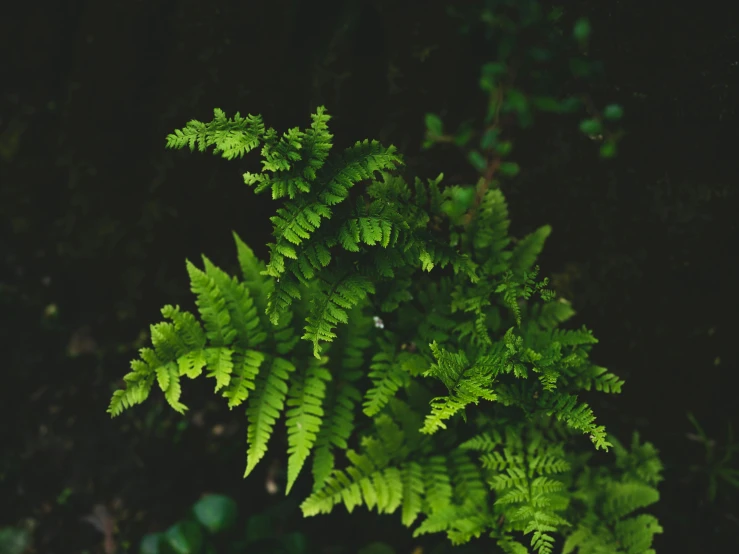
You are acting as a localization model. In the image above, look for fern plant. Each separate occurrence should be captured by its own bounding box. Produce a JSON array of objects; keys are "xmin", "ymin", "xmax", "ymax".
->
[{"xmin": 109, "ymin": 104, "xmax": 662, "ymax": 553}]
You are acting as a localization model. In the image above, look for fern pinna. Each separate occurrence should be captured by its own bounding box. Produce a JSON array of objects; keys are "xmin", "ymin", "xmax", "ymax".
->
[{"xmin": 109, "ymin": 107, "xmax": 662, "ymax": 553}]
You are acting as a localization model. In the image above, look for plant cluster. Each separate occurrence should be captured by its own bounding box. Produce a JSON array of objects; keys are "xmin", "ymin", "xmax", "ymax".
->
[{"xmin": 109, "ymin": 102, "xmax": 662, "ymax": 553}]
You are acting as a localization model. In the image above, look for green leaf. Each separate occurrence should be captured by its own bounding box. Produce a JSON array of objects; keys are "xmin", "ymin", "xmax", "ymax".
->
[
  {"xmin": 531, "ymin": 96, "xmax": 562, "ymax": 113},
  {"xmin": 480, "ymin": 128, "xmax": 499, "ymax": 150},
  {"xmin": 454, "ymin": 122, "xmax": 474, "ymax": 146},
  {"xmin": 603, "ymin": 104, "xmax": 624, "ymax": 120},
  {"xmin": 280, "ymin": 532, "xmax": 308, "ymax": 554},
  {"xmin": 468, "ymin": 150, "xmax": 487, "ymax": 172},
  {"xmin": 579, "ymin": 119, "xmax": 602, "ymax": 136},
  {"xmin": 424, "ymin": 113, "xmax": 443, "ymax": 136},
  {"xmin": 480, "ymin": 62, "xmax": 507, "ymax": 91},
  {"xmin": 140, "ymin": 533, "xmax": 163, "ymax": 554},
  {"xmin": 499, "ymin": 162, "xmax": 520, "ymax": 177},
  {"xmin": 573, "ymin": 18, "xmax": 591, "ymax": 42},
  {"xmin": 496, "ymin": 140, "xmax": 513, "ymax": 156},
  {"xmin": 192, "ymin": 494, "xmax": 237, "ymax": 533},
  {"xmin": 164, "ymin": 521, "xmax": 204, "ymax": 554},
  {"xmin": 600, "ymin": 141, "xmax": 617, "ymax": 158},
  {"xmin": 0, "ymin": 527, "xmax": 31, "ymax": 554}
]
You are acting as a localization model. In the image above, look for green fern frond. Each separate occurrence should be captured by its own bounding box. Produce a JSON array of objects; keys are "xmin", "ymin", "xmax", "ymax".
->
[
  {"xmin": 244, "ymin": 356, "xmax": 296, "ymax": 477},
  {"xmin": 510, "ymin": 225, "xmax": 552, "ymax": 276},
  {"xmin": 364, "ymin": 343, "xmax": 411, "ymax": 417},
  {"xmin": 222, "ymin": 349, "xmax": 265, "ymax": 408},
  {"xmin": 166, "ymin": 108, "xmax": 265, "ymax": 159},
  {"xmin": 421, "ymin": 342, "xmax": 498, "ymax": 434},
  {"xmin": 284, "ymin": 358, "xmax": 331, "ymax": 493},
  {"xmin": 303, "ymin": 272, "xmax": 376, "ymax": 359}
]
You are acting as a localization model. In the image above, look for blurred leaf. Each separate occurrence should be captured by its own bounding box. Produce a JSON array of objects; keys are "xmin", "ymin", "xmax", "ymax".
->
[
  {"xmin": 573, "ymin": 18, "xmax": 591, "ymax": 42},
  {"xmin": 140, "ymin": 533, "xmax": 163, "ymax": 554},
  {"xmin": 603, "ymin": 104, "xmax": 624, "ymax": 120},
  {"xmin": 468, "ymin": 150, "xmax": 487, "ymax": 172},
  {"xmin": 499, "ymin": 162, "xmax": 520, "ymax": 177},
  {"xmin": 531, "ymin": 96, "xmax": 562, "ymax": 112},
  {"xmin": 496, "ymin": 140, "xmax": 513, "ymax": 156},
  {"xmin": 504, "ymin": 88, "xmax": 528, "ymax": 114},
  {"xmin": 245, "ymin": 514, "xmax": 274, "ymax": 544},
  {"xmin": 579, "ymin": 119, "xmax": 602, "ymax": 136},
  {"xmin": 600, "ymin": 141, "xmax": 617, "ymax": 158},
  {"xmin": 480, "ymin": 128, "xmax": 499, "ymax": 150},
  {"xmin": 454, "ymin": 122, "xmax": 474, "ymax": 146},
  {"xmin": 192, "ymin": 494, "xmax": 237, "ymax": 533},
  {"xmin": 280, "ymin": 532, "xmax": 308, "ymax": 554},
  {"xmin": 0, "ymin": 527, "xmax": 31, "ymax": 554},
  {"xmin": 569, "ymin": 57, "xmax": 592, "ymax": 78},
  {"xmin": 164, "ymin": 521, "xmax": 203, "ymax": 554},
  {"xmin": 424, "ymin": 113, "xmax": 443, "ymax": 136},
  {"xmin": 480, "ymin": 62, "xmax": 506, "ymax": 92}
]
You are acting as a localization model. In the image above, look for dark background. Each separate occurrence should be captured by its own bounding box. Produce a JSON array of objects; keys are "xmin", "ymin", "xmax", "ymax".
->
[{"xmin": 1, "ymin": 0, "xmax": 737, "ymax": 552}]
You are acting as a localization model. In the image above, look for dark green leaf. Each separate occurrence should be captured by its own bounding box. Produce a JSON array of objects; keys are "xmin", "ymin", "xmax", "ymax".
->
[
  {"xmin": 573, "ymin": 18, "xmax": 591, "ymax": 42},
  {"xmin": 600, "ymin": 141, "xmax": 617, "ymax": 158},
  {"xmin": 164, "ymin": 521, "xmax": 204, "ymax": 554},
  {"xmin": 140, "ymin": 533, "xmax": 163, "ymax": 554},
  {"xmin": 0, "ymin": 527, "xmax": 31, "ymax": 554},
  {"xmin": 454, "ymin": 123, "xmax": 474, "ymax": 146},
  {"xmin": 579, "ymin": 119, "xmax": 602, "ymax": 135},
  {"xmin": 531, "ymin": 96, "xmax": 562, "ymax": 112},
  {"xmin": 480, "ymin": 128, "xmax": 499, "ymax": 150},
  {"xmin": 499, "ymin": 162, "xmax": 520, "ymax": 177},
  {"xmin": 603, "ymin": 104, "xmax": 624, "ymax": 120},
  {"xmin": 496, "ymin": 140, "xmax": 513, "ymax": 156},
  {"xmin": 192, "ymin": 494, "xmax": 237, "ymax": 533},
  {"xmin": 468, "ymin": 150, "xmax": 487, "ymax": 172}
]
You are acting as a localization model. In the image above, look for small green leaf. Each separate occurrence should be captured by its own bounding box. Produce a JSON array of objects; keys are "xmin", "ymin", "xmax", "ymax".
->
[
  {"xmin": 280, "ymin": 532, "xmax": 308, "ymax": 554},
  {"xmin": 559, "ymin": 97, "xmax": 581, "ymax": 112},
  {"xmin": 579, "ymin": 119, "xmax": 602, "ymax": 136},
  {"xmin": 454, "ymin": 123, "xmax": 474, "ymax": 146},
  {"xmin": 424, "ymin": 113, "xmax": 443, "ymax": 136},
  {"xmin": 192, "ymin": 494, "xmax": 237, "ymax": 533},
  {"xmin": 496, "ymin": 140, "xmax": 513, "ymax": 156},
  {"xmin": 569, "ymin": 57, "xmax": 592, "ymax": 78},
  {"xmin": 504, "ymin": 88, "xmax": 528, "ymax": 114},
  {"xmin": 531, "ymin": 96, "xmax": 562, "ymax": 112},
  {"xmin": 140, "ymin": 533, "xmax": 163, "ymax": 554},
  {"xmin": 600, "ymin": 141, "xmax": 617, "ymax": 158},
  {"xmin": 499, "ymin": 162, "xmax": 520, "ymax": 177},
  {"xmin": 480, "ymin": 128, "xmax": 499, "ymax": 150},
  {"xmin": 573, "ymin": 18, "xmax": 591, "ymax": 42},
  {"xmin": 164, "ymin": 521, "xmax": 203, "ymax": 554},
  {"xmin": 603, "ymin": 104, "xmax": 624, "ymax": 120},
  {"xmin": 468, "ymin": 150, "xmax": 487, "ymax": 172}
]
